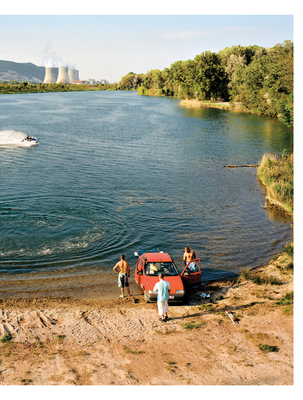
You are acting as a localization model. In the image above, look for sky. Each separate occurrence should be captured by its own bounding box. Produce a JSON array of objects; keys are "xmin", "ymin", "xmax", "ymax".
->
[{"xmin": 0, "ymin": 2, "xmax": 295, "ymax": 83}]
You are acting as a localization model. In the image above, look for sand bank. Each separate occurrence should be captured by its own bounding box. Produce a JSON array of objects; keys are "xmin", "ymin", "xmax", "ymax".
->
[{"xmin": 0, "ymin": 255, "xmax": 293, "ymax": 385}]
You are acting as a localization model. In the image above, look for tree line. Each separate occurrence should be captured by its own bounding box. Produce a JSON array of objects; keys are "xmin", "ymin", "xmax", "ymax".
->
[
  {"xmin": 118, "ymin": 40, "xmax": 293, "ymax": 127},
  {"xmin": 0, "ymin": 81, "xmax": 120, "ymax": 94}
]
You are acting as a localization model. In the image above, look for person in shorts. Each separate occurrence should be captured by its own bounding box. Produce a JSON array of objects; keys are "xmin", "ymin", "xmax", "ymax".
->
[
  {"xmin": 113, "ymin": 254, "xmax": 131, "ymax": 298},
  {"xmin": 153, "ymin": 273, "xmax": 171, "ymax": 322},
  {"xmin": 183, "ymin": 246, "xmax": 197, "ymax": 272}
]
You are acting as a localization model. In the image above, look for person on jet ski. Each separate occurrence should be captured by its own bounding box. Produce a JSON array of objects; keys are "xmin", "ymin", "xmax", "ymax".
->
[{"xmin": 26, "ymin": 135, "xmax": 31, "ymax": 141}]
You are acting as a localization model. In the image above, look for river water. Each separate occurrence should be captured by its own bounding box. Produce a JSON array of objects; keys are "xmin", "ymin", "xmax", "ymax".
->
[{"xmin": 0, "ymin": 91, "xmax": 293, "ymax": 298}]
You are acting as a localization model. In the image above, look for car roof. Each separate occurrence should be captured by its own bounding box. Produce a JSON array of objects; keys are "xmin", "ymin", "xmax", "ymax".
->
[{"xmin": 141, "ymin": 253, "xmax": 173, "ymax": 262}]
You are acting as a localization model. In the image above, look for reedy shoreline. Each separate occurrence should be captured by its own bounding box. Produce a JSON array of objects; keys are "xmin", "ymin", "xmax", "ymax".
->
[{"xmin": 257, "ymin": 153, "xmax": 293, "ymax": 214}]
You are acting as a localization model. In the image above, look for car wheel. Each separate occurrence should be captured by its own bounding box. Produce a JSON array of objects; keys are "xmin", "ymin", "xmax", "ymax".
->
[{"xmin": 144, "ymin": 291, "xmax": 150, "ymax": 303}]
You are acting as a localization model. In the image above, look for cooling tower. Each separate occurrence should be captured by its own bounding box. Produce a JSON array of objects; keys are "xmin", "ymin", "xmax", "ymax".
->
[
  {"xmin": 68, "ymin": 68, "xmax": 77, "ymax": 83},
  {"xmin": 56, "ymin": 66, "xmax": 70, "ymax": 84},
  {"xmin": 43, "ymin": 67, "xmax": 57, "ymax": 84},
  {"xmin": 75, "ymin": 70, "xmax": 79, "ymax": 81}
]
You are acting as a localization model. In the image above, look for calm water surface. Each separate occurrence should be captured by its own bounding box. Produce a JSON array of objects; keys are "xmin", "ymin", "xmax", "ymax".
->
[{"xmin": 0, "ymin": 91, "xmax": 293, "ymax": 298}]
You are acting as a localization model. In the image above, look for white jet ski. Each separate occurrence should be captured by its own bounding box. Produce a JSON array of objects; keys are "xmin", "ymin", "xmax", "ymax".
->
[{"xmin": 21, "ymin": 135, "xmax": 39, "ymax": 146}]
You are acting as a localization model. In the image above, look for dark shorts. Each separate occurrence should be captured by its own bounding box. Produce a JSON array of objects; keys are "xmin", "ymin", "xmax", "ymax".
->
[{"xmin": 118, "ymin": 273, "xmax": 129, "ymax": 288}]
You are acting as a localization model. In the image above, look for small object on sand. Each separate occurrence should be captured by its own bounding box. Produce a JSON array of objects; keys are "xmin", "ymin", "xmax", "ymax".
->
[
  {"xmin": 200, "ymin": 293, "xmax": 210, "ymax": 298},
  {"xmin": 225, "ymin": 310, "xmax": 239, "ymax": 324}
]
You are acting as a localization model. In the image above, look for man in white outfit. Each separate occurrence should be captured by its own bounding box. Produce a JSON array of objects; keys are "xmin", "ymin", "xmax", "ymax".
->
[{"xmin": 153, "ymin": 273, "xmax": 171, "ymax": 322}]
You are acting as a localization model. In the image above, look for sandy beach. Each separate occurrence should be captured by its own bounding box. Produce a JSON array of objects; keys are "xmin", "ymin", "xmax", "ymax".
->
[{"xmin": 0, "ymin": 252, "xmax": 293, "ymax": 386}]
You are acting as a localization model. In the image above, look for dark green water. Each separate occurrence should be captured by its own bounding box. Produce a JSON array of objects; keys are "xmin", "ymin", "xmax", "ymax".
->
[{"xmin": 0, "ymin": 91, "xmax": 293, "ymax": 298}]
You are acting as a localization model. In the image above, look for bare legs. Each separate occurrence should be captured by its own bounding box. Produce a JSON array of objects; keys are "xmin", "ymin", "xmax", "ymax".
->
[{"xmin": 120, "ymin": 286, "xmax": 131, "ymax": 298}]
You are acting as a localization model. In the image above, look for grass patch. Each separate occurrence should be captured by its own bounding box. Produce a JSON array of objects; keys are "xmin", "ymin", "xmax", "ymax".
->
[
  {"xmin": 123, "ymin": 346, "xmax": 145, "ymax": 355},
  {"xmin": 276, "ymin": 291, "xmax": 293, "ymax": 314},
  {"xmin": 197, "ymin": 304, "xmax": 214, "ymax": 312},
  {"xmin": 73, "ymin": 351, "xmax": 90, "ymax": 357},
  {"xmin": 281, "ymin": 306, "xmax": 293, "ymax": 315},
  {"xmin": 181, "ymin": 320, "xmax": 206, "ymax": 330},
  {"xmin": 21, "ymin": 378, "xmax": 32, "ymax": 385},
  {"xmin": 56, "ymin": 334, "xmax": 66, "ymax": 344},
  {"xmin": 276, "ymin": 291, "xmax": 293, "ymax": 306},
  {"xmin": 0, "ymin": 335, "xmax": 12, "ymax": 343},
  {"xmin": 283, "ymin": 242, "xmax": 293, "ymax": 257},
  {"xmin": 246, "ymin": 332, "xmax": 270, "ymax": 340},
  {"xmin": 155, "ymin": 329, "xmax": 173, "ymax": 335},
  {"xmin": 125, "ymin": 370, "xmax": 139, "ymax": 382},
  {"xmin": 286, "ymin": 262, "xmax": 293, "ymax": 271},
  {"xmin": 238, "ymin": 270, "xmax": 281, "ymax": 286},
  {"xmin": 250, "ymin": 274, "xmax": 281, "ymax": 285},
  {"xmin": 238, "ymin": 267, "xmax": 251, "ymax": 281},
  {"xmin": 258, "ymin": 344, "xmax": 279, "ymax": 354}
]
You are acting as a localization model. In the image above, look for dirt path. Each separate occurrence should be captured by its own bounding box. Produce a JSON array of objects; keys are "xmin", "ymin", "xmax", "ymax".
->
[{"xmin": 0, "ymin": 257, "xmax": 293, "ymax": 386}]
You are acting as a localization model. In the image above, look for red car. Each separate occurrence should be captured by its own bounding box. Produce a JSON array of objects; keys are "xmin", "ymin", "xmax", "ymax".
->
[{"xmin": 134, "ymin": 251, "xmax": 201, "ymax": 302}]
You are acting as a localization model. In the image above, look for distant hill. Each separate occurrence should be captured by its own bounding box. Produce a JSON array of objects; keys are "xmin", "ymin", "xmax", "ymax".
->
[{"xmin": 0, "ymin": 60, "xmax": 57, "ymax": 83}]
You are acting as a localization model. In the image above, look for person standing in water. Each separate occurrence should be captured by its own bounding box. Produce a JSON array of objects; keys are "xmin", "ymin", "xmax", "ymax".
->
[{"xmin": 113, "ymin": 254, "xmax": 131, "ymax": 298}]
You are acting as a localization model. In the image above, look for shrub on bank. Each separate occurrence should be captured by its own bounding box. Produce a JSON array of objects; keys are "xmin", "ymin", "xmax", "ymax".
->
[{"xmin": 258, "ymin": 152, "xmax": 293, "ymax": 212}]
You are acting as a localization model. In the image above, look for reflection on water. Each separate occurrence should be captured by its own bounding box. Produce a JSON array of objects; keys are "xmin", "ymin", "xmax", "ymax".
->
[{"xmin": 0, "ymin": 92, "xmax": 293, "ymax": 298}]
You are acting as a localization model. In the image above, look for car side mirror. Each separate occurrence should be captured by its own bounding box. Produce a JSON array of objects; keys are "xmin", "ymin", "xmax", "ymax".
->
[{"xmin": 137, "ymin": 270, "xmax": 143, "ymax": 275}]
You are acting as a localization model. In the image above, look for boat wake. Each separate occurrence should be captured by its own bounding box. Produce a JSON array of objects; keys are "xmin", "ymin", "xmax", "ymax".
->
[{"xmin": 0, "ymin": 130, "xmax": 38, "ymax": 147}]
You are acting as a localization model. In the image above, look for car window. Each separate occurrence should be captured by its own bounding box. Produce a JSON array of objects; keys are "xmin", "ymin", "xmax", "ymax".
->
[{"xmin": 145, "ymin": 262, "xmax": 179, "ymax": 276}]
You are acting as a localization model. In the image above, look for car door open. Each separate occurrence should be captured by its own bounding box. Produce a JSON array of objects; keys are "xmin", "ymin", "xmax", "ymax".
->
[{"xmin": 180, "ymin": 258, "xmax": 201, "ymax": 286}]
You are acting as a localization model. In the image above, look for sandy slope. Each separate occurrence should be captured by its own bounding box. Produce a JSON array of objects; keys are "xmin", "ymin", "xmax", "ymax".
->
[{"xmin": 0, "ymin": 259, "xmax": 293, "ymax": 386}]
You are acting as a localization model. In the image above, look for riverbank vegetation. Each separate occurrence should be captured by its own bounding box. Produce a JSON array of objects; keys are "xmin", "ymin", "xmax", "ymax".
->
[
  {"xmin": 0, "ymin": 81, "xmax": 120, "ymax": 94},
  {"xmin": 257, "ymin": 151, "xmax": 293, "ymax": 213},
  {"xmin": 135, "ymin": 40, "xmax": 293, "ymax": 127}
]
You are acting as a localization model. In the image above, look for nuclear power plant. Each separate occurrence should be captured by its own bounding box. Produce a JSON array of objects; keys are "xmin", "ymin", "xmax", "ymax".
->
[
  {"xmin": 56, "ymin": 66, "xmax": 70, "ymax": 84},
  {"xmin": 68, "ymin": 69, "xmax": 79, "ymax": 83},
  {"xmin": 43, "ymin": 67, "xmax": 57, "ymax": 84},
  {"xmin": 43, "ymin": 66, "xmax": 80, "ymax": 84}
]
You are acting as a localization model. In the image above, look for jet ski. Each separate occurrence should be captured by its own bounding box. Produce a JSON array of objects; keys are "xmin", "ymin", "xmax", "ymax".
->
[{"xmin": 21, "ymin": 135, "xmax": 39, "ymax": 145}]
